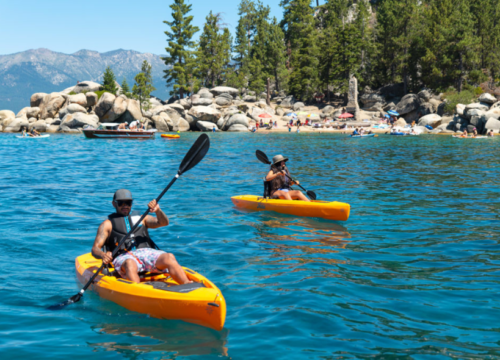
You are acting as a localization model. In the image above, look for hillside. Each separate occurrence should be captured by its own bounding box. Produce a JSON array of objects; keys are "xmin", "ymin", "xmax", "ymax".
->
[{"xmin": 0, "ymin": 48, "xmax": 171, "ymax": 112}]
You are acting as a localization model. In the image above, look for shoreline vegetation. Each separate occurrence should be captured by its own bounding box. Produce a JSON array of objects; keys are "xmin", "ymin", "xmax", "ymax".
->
[{"xmin": 2, "ymin": 0, "xmax": 500, "ymax": 135}]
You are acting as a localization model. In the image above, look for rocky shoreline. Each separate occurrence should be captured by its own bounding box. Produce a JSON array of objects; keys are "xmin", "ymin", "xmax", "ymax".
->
[{"xmin": 1, "ymin": 80, "xmax": 500, "ymax": 135}]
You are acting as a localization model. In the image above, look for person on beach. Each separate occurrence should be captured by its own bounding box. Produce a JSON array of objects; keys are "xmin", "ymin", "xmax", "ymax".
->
[
  {"xmin": 287, "ymin": 122, "xmax": 292, "ymax": 132},
  {"xmin": 91, "ymin": 189, "xmax": 192, "ymax": 284},
  {"xmin": 265, "ymin": 155, "xmax": 310, "ymax": 202}
]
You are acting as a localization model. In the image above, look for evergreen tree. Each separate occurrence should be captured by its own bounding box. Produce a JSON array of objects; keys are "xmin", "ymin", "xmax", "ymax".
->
[
  {"xmin": 132, "ymin": 60, "xmax": 156, "ymax": 114},
  {"xmin": 102, "ymin": 66, "xmax": 118, "ymax": 95},
  {"xmin": 198, "ymin": 12, "xmax": 233, "ymax": 87},
  {"xmin": 285, "ymin": 0, "xmax": 320, "ymax": 101},
  {"xmin": 121, "ymin": 77, "xmax": 130, "ymax": 97},
  {"xmin": 266, "ymin": 18, "xmax": 289, "ymax": 92},
  {"xmin": 162, "ymin": 0, "xmax": 199, "ymax": 99}
]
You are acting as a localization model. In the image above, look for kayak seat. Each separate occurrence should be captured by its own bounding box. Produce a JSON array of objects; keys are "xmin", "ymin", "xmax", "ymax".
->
[
  {"xmin": 144, "ymin": 281, "xmax": 206, "ymax": 293},
  {"xmin": 263, "ymin": 178, "xmax": 271, "ymax": 198}
]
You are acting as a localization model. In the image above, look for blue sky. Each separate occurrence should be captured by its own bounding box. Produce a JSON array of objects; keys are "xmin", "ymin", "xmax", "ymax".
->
[{"xmin": 0, "ymin": 0, "xmax": 319, "ymax": 56}]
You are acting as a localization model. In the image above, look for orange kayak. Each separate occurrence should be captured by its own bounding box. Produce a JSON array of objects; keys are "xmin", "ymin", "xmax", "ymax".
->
[
  {"xmin": 231, "ymin": 195, "xmax": 350, "ymax": 221},
  {"xmin": 75, "ymin": 253, "xmax": 226, "ymax": 331},
  {"xmin": 161, "ymin": 134, "xmax": 180, "ymax": 139}
]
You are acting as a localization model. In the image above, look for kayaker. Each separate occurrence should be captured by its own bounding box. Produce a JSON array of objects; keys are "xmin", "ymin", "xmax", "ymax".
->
[
  {"xmin": 488, "ymin": 129, "xmax": 494, "ymax": 137},
  {"xmin": 265, "ymin": 155, "xmax": 310, "ymax": 202},
  {"xmin": 91, "ymin": 189, "xmax": 192, "ymax": 284},
  {"xmin": 472, "ymin": 128, "xmax": 478, "ymax": 138},
  {"xmin": 352, "ymin": 128, "xmax": 359, "ymax": 136},
  {"xmin": 29, "ymin": 128, "xmax": 41, "ymax": 137}
]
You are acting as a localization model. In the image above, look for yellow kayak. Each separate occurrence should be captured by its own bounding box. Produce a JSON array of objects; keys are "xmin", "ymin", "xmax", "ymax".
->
[
  {"xmin": 75, "ymin": 253, "xmax": 226, "ymax": 331},
  {"xmin": 161, "ymin": 134, "xmax": 180, "ymax": 139},
  {"xmin": 231, "ymin": 195, "xmax": 350, "ymax": 221}
]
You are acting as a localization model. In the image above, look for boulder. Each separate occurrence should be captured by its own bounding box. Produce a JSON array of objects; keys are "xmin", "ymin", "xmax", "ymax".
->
[
  {"xmin": 478, "ymin": 93, "xmax": 497, "ymax": 104},
  {"xmin": 86, "ymin": 92, "xmax": 98, "ymax": 107},
  {"xmin": 58, "ymin": 125, "xmax": 81, "ymax": 134},
  {"xmin": 437, "ymin": 102, "xmax": 446, "ymax": 116},
  {"xmin": 68, "ymin": 93, "xmax": 87, "ymax": 107},
  {"xmin": 198, "ymin": 88, "xmax": 211, "ymax": 95},
  {"xmin": 28, "ymin": 117, "xmax": 37, "ymax": 124},
  {"xmin": 17, "ymin": 107, "xmax": 30, "ymax": 118},
  {"xmin": 276, "ymin": 107, "xmax": 285, "ymax": 116},
  {"xmin": 456, "ymin": 104, "xmax": 466, "ymax": 116},
  {"xmin": 188, "ymin": 106, "xmax": 222, "ymax": 123},
  {"xmin": 61, "ymin": 113, "xmax": 99, "ymax": 129},
  {"xmin": 95, "ymin": 92, "xmax": 116, "ymax": 119},
  {"xmin": 484, "ymin": 117, "xmax": 500, "ymax": 131},
  {"xmin": 396, "ymin": 94, "xmax": 420, "ymax": 115},
  {"xmin": 200, "ymin": 92, "xmax": 214, "ymax": 100},
  {"xmin": 30, "ymin": 93, "xmax": 47, "ymax": 107},
  {"xmin": 151, "ymin": 112, "xmax": 171, "ymax": 132},
  {"xmin": 293, "ymin": 102, "xmax": 305, "ymax": 111},
  {"xmin": 149, "ymin": 97, "xmax": 163, "ymax": 108},
  {"xmin": 418, "ymin": 89, "xmax": 432, "ymax": 102},
  {"xmin": 179, "ymin": 98, "xmax": 192, "ymax": 110},
  {"xmin": 26, "ymin": 107, "xmax": 40, "ymax": 119},
  {"xmin": 0, "ymin": 110, "xmax": 15, "ymax": 122},
  {"xmin": 30, "ymin": 120, "xmax": 47, "ymax": 132},
  {"xmin": 59, "ymin": 103, "xmax": 88, "ymax": 119},
  {"xmin": 185, "ymin": 114, "xmax": 196, "ymax": 129},
  {"xmin": 402, "ymin": 109, "xmax": 420, "ymax": 123},
  {"xmin": 280, "ymin": 95, "xmax": 296, "ymax": 108},
  {"xmin": 101, "ymin": 95, "xmax": 128, "ymax": 122},
  {"xmin": 363, "ymin": 102, "xmax": 384, "ymax": 112},
  {"xmin": 192, "ymin": 97, "xmax": 213, "ymax": 106},
  {"xmin": 227, "ymin": 124, "xmax": 249, "ymax": 132},
  {"xmin": 120, "ymin": 99, "xmax": 142, "ymax": 123},
  {"xmin": 238, "ymin": 104, "xmax": 250, "ymax": 112},
  {"xmin": 167, "ymin": 95, "xmax": 179, "ymax": 104},
  {"xmin": 419, "ymin": 102, "xmax": 434, "ymax": 116},
  {"xmin": 414, "ymin": 125, "xmax": 430, "ymax": 134},
  {"xmin": 483, "ymin": 108, "xmax": 500, "ymax": 120},
  {"xmin": 418, "ymin": 114, "xmax": 442, "ymax": 128},
  {"xmin": 224, "ymin": 114, "xmax": 250, "ymax": 130},
  {"xmin": 46, "ymin": 118, "xmax": 60, "ymax": 126},
  {"xmin": 360, "ymin": 93, "xmax": 385, "ymax": 108},
  {"xmin": 46, "ymin": 125, "xmax": 60, "ymax": 133},
  {"xmin": 321, "ymin": 105, "xmax": 334, "ymax": 114},
  {"xmin": 72, "ymin": 81, "xmax": 102, "ymax": 94},
  {"xmin": 464, "ymin": 102, "xmax": 489, "ymax": 114},
  {"xmin": 215, "ymin": 97, "xmax": 232, "ymax": 106},
  {"xmin": 383, "ymin": 102, "xmax": 396, "ymax": 111},
  {"xmin": 242, "ymin": 95, "xmax": 256, "ymax": 102},
  {"xmin": 3, "ymin": 117, "xmax": 29, "ymax": 132},
  {"xmin": 178, "ymin": 117, "xmax": 190, "ymax": 132},
  {"xmin": 465, "ymin": 109, "xmax": 485, "ymax": 119},
  {"xmin": 428, "ymin": 98, "xmax": 442, "ymax": 111},
  {"xmin": 469, "ymin": 115, "xmax": 485, "ymax": 133},
  {"xmin": 394, "ymin": 118, "xmax": 407, "ymax": 127},
  {"xmin": 39, "ymin": 93, "xmax": 67, "ymax": 119},
  {"xmin": 491, "ymin": 101, "xmax": 500, "ymax": 109},
  {"xmin": 196, "ymin": 121, "xmax": 218, "ymax": 132},
  {"xmin": 467, "ymin": 124, "xmax": 476, "ymax": 133},
  {"xmin": 210, "ymin": 86, "xmax": 239, "ymax": 97}
]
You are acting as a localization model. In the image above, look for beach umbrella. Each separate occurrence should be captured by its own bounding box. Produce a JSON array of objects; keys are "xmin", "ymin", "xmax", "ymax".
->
[
  {"xmin": 307, "ymin": 113, "xmax": 319, "ymax": 117},
  {"xmin": 338, "ymin": 113, "xmax": 354, "ymax": 118},
  {"xmin": 297, "ymin": 111, "xmax": 309, "ymax": 115},
  {"xmin": 258, "ymin": 113, "xmax": 272, "ymax": 118},
  {"xmin": 384, "ymin": 114, "xmax": 390, "ymax": 118},
  {"xmin": 388, "ymin": 110, "xmax": 399, "ymax": 116},
  {"xmin": 286, "ymin": 112, "xmax": 297, "ymax": 117}
]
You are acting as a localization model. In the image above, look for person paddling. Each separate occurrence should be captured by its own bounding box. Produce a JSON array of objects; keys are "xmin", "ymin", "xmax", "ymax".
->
[
  {"xmin": 265, "ymin": 155, "xmax": 310, "ymax": 202},
  {"xmin": 29, "ymin": 128, "xmax": 41, "ymax": 137},
  {"xmin": 91, "ymin": 189, "xmax": 192, "ymax": 284}
]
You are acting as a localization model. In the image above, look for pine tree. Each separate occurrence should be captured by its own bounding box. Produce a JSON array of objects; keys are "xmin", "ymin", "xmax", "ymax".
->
[
  {"xmin": 132, "ymin": 60, "xmax": 157, "ymax": 114},
  {"xmin": 285, "ymin": 0, "xmax": 320, "ymax": 101},
  {"xmin": 102, "ymin": 66, "xmax": 118, "ymax": 95},
  {"xmin": 198, "ymin": 12, "xmax": 233, "ymax": 87},
  {"xmin": 162, "ymin": 0, "xmax": 199, "ymax": 99},
  {"xmin": 266, "ymin": 18, "xmax": 289, "ymax": 92},
  {"xmin": 121, "ymin": 77, "xmax": 130, "ymax": 97}
]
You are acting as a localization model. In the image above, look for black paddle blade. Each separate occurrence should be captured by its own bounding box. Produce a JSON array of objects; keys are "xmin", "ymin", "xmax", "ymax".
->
[
  {"xmin": 179, "ymin": 134, "xmax": 210, "ymax": 175},
  {"xmin": 47, "ymin": 292, "xmax": 83, "ymax": 310},
  {"xmin": 256, "ymin": 150, "xmax": 271, "ymax": 164},
  {"xmin": 307, "ymin": 190, "xmax": 317, "ymax": 200}
]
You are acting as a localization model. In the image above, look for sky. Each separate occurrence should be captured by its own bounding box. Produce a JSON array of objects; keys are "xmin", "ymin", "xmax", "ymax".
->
[{"xmin": 0, "ymin": 0, "xmax": 314, "ymax": 56}]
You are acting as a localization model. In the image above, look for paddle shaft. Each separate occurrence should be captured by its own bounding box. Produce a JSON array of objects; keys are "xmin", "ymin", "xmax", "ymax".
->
[{"xmin": 78, "ymin": 174, "xmax": 180, "ymax": 294}]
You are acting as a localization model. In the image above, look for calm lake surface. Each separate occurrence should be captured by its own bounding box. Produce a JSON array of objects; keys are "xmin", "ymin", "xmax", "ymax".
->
[{"xmin": 0, "ymin": 132, "xmax": 499, "ymax": 359}]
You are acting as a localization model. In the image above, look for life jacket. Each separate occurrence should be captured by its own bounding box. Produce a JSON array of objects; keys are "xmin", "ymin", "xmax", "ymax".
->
[
  {"xmin": 269, "ymin": 166, "xmax": 291, "ymax": 196},
  {"xmin": 105, "ymin": 211, "xmax": 157, "ymax": 256}
]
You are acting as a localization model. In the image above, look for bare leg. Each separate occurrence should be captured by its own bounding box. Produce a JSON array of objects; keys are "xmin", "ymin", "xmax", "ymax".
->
[
  {"xmin": 155, "ymin": 253, "xmax": 191, "ymax": 284},
  {"xmin": 274, "ymin": 190, "xmax": 292, "ymax": 200},
  {"xmin": 290, "ymin": 190, "xmax": 311, "ymax": 202},
  {"xmin": 121, "ymin": 259, "xmax": 140, "ymax": 283}
]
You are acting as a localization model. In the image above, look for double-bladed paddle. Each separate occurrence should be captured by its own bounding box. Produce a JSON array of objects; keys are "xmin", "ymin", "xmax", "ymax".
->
[
  {"xmin": 48, "ymin": 134, "xmax": 211, "ymax": 310},
  {"xmin": 255, "ymin": 150, "xmax": 317, "ymax": 200}
]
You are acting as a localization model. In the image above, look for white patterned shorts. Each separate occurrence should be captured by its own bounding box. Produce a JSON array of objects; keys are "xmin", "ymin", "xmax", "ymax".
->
[{"xmin": 113, "ymin": 248, "xmax": 169, "ymax": 274}]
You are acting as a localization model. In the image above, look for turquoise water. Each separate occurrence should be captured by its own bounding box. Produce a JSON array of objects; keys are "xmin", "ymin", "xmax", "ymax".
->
[{"xmin": 0, "ymin": 132, "xmax": 499, "ymax": 359}]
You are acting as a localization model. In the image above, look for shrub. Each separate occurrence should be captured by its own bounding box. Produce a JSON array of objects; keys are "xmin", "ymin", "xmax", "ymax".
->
[
  {"xmin": 474, "ymin": 87, "xmax": 484, "ymax": 96},
  {"xmin": 94, "ymin": 90, "xmax": 106, "ymax": 100},
  {"xmin": 68, "ymin": 91, "xmax": 76, "ymax": 95},
  {"xmin": 443, "ymin": 90, "xmax": 475, "ymax": 114}
]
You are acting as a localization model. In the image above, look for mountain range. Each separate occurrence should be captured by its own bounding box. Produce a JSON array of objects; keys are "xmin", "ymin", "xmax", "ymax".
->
[{"xmin": 0, "ymin": 48, "xmax": 171, "ymax": 112}]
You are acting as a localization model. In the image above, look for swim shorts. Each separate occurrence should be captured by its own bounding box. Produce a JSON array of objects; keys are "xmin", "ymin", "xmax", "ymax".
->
[{"xmin": 113, "ymin": 248, "xmax": 169, "ymax": 274}]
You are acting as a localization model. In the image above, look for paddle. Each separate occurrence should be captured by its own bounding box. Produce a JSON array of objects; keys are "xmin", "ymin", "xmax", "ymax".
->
[
  {"xmin": 48, "ymin": 133, "xmax": 211, "ymax": 310},
  {"xmin": 255, "ymin": 150, "xmax": 317, "ymax": 200}
]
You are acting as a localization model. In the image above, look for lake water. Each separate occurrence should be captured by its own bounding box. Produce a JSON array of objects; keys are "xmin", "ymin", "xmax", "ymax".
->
[{"xmin": 0, "ymin": 132, "xmax": 499, "ymax": 359}]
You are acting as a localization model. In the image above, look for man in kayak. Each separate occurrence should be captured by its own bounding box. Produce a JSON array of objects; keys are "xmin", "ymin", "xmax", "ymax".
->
[
  {"xmin": 91, "ymin": 189, "xmax": 192, "ymax": 284},
  {"xmin": 352, "ymin": 128, "xmax": 359, "ymax": 136},
  {"xmin": 265, "ymin": 155, "xmax": 310, "ymax": 201}
]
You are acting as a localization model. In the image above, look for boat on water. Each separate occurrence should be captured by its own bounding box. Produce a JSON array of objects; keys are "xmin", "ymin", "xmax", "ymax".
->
[
  {"xmin": 231, "ymin": 195, "xmax": 350, "ymax": 221},
  {"xmin": 83, "ymin": 123, "xmax": 156, "ymax": 139},
  {"xmin": 75, "ymin": 252, "xmax": 226, "ymax": 331},
  {"xmin": 350, "ymin": 133, "xmax": 375, "ymax": 138},
  {"xmin": 16, "ymin": 134, "xmax": 50, "ymax": 139}
]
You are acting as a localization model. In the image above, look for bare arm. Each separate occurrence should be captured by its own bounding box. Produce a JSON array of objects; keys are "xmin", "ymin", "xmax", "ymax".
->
[
  {"xmin": 266, "ymin": 169, "xmax": 283, "ymax": 181},
  {"xmin": 144, "ymin": 199, "xmax": 169, "ymax": 229},
  {"xmin": 91, "ymin": 220, "xmax": 113, "ymax": 264}
]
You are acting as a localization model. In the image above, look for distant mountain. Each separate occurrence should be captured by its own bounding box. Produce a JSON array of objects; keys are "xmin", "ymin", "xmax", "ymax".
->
[{"xmin": 0, "ymin": 48, "xmax": 172, "ymax": 112}]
